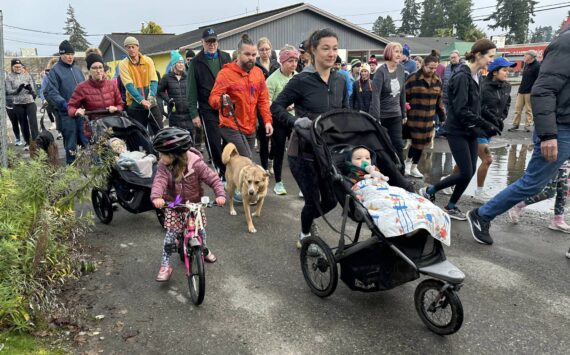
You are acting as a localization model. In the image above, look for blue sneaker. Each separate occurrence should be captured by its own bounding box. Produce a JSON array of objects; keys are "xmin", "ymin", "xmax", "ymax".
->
[{"xmin": 233, "ymin": 191, "xmax": 243, "ymax": 203}]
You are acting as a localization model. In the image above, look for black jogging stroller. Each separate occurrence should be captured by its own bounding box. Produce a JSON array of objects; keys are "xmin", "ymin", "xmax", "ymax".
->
[
  {"xmin": 87, "ymin": 111, "xmax": 165, "ymax": 227},
  {"xmin": 296, "ymin": 109, "xmax": 465, "ymax": 335}
]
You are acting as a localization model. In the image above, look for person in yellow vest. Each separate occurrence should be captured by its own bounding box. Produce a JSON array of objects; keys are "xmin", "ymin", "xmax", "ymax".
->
[{"xmin": 118, "ymin": 36, "xmax": 163, "ymax": 134}]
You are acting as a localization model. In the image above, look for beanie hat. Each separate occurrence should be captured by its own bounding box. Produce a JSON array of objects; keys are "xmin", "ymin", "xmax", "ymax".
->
[
  {"xmin": 350, "ymin": 59, "xmax": 362, "ymax": 68},
  {"xmin": 11, "ymin": 58, "xmax": 22, "ymax": 67},
  {"xmin": 123, "ymin": 36, "xmax": 139, "ymax": 47},
  {"xmin": 360, "ymin": 63, "xmax": 371, "ymax": 73},
  {"xmin": 368, "ymin": 56, "xmax": 377, "ymax": 65},
  {"xmin": 168, "ymin": 50, "xmax": 183, "ymax": 68},
  {"xmin": 59, "ymin": 40, "xmax": 75, "ymax": 54},
  {"xmin": 403, "ymin": 44, "xmax": 411, "ymax": 57},
  {"xmin": 86, "ymin": 53, "xmax": 104, "ymax": 70},
  {"xmin": 185, "ymin": 49, "xmax": 196, "ymax": 58}
]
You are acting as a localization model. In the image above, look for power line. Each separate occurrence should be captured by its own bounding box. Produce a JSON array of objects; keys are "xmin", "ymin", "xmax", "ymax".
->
[
  {"xmin": 161, "ymin": 11, "xmax": 250, "ymax": 28},
  {"xmin": 3, "ymin": 24, "xmax": 105, "ymax": 36},
  {"xmin": 4, "ymin": 37, "xmax": 60, "ymax": 46}
]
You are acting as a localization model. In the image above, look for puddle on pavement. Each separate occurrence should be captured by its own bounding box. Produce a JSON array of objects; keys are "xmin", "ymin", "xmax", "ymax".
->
[{"xmin": 416, "ymin": 144, "xmax": 554, "ymax": 214}]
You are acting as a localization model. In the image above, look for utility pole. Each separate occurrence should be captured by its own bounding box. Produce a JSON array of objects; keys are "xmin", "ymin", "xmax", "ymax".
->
[{"xmin": 0, "ymin": 10, "xmax": 8, "ymax": 168}]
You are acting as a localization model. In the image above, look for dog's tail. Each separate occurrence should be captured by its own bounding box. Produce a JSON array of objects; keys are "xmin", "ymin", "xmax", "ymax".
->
[{"xmin": 221, "ymin": 143, "xmax": 239, "ymax": 165}]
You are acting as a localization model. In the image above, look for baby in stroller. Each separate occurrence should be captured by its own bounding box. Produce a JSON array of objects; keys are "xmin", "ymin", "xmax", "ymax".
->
[
  {"xmin": 109, "ymin": 137, "xmax": 157, "ymax": 178},
  {"xmin": 342, "ymin": 146, "xmax": 450, "ymax": 245}
]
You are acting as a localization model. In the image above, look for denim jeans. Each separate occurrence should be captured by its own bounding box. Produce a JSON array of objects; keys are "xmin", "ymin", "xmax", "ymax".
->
[
  {"xmin": 479, "ymin": 125, "xmax": 570, "ymax": 221},
  {"xmin": 61, "ymin": 113, "xmax": 89, "ymax": 164}
]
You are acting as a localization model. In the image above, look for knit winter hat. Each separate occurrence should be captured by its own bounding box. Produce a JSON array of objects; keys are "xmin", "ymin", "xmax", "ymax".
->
[
  {"xmin": 403, "ymin": 44, "xmax": 411, "ymax": 57},
  {"xmin": 185, "ymin": 49, "xmax": 196, "ymax": 58},
  {"xmin": 350, "ymin": 59, "xmax": 362, "ymax": 68},
  {"xmin": 59, "ymin": 40, "xmax": 75, "ymax": 54},
  {"xmin": 123, "ymin": 36, "xmax": 139, "ymax": 47},
  {"xmin": 360, "ymin": 63, "xmax": 371, "ymax": 73},
  {"xmin": 86, "ymin": 53, "xmax": 104, "ymax": 70},
  {"xmin": 368, "ymin": 56, "xmax": 377, "ymax": 65},
  {"xmin": 168, "ymin": 50, "xmax": 183, "ymax": 68}
]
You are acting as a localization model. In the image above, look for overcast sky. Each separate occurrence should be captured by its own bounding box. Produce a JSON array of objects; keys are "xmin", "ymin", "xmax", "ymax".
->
[{"xmin": 2, "ymin": 0, "xmax": 566, "ymax": 55}]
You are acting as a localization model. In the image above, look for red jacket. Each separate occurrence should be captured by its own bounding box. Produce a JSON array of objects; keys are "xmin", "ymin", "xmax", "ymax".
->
[
  {"xmin": 150, "ymin": 149, "xmax": 225, "ymax": 204},
  {"xmin": 67, "ymin": 78, "xmax": 124, "ymax": 118},
  {"xmin": 209, "ymin": 61, "xmax": 272, "ymax": 135}
]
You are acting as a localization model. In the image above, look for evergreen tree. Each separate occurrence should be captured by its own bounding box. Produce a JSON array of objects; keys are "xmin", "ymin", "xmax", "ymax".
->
[
  {"xmin": 463, "ymin": 26, "xmax": 487, "ymax": 42},
  {"xmin": 529, "ymin": 26, "xmax": 552, "ymax": 43},
  {"xmin": 141, "ymin": 21, "xmax": 164, "ymax": 34},
  {"xmin": 449, "ymin": 0, "xmax": 474, "ymax": 40},
  {"xmin": 399, "ymin": 0, "xmax": 422, "ymax": 36},
  {"xmin": 420, "ymin": 0, "xmax": 444, "ymax": 36},
  {"xmin": 487, "ymin": 0, "xmax": 538, "ymax": 44},
  {"xmin": 63, "ymin": 4, "xmax": 90, "ymax": 51},
  {"xmin": 372, "ymin": 16, "xmax": 386, "ymax": 36}
]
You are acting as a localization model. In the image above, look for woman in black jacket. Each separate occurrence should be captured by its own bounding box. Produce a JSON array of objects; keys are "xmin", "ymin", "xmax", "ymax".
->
[
  {"xmin": 271, "ymin": 28, "xmax": 348, "ymax": 248},
  {"xmin": 351, "ymin": 63, "xmax": 373, "ymax": 112},
  {"xmin": 157, "ymin": 55, "xmax": 192, "ymax": 131},
  {"xmin": 419, "ymin": 39, "xmax": 499, "ymax": 220},
  {"xmin": 472, "ymin": 57, "xmax": 516, "ymax": 202}
]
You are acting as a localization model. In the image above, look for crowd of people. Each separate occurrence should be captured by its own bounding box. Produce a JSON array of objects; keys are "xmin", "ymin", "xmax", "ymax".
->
[{"xmin": 5, "ymin": 24, "xmax": 570, "ymax": 267}]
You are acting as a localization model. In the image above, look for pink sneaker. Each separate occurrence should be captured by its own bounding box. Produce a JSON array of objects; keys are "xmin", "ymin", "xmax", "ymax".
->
[
  {"xmin": 508, "ymin": 205, "xmax": 523, "ymax": 224},
  {"xmin": 156, "ymin": 266, "xmax": 173, "ymax": 282},
  {"xmin": 548, "ymin": 218, "xmax": 570, "ymax": 234}
]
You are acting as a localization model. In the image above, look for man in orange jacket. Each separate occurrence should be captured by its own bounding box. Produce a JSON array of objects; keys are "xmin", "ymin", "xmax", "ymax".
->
[{"xmin": 209, "ymin": 34, "xmax": 273, "ymax": 158}]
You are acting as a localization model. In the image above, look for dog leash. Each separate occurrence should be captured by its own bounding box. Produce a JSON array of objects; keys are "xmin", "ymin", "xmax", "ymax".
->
[{"xmin": 220, "ymin": 95, "xmax": 250, "ymax": 154}]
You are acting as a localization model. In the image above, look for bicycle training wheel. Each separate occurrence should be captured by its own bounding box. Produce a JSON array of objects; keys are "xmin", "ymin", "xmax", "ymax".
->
[
  {"xmin": 300, "ymin": 236, "xmax": 338, "ymax": 298},
  {"xmin": 187, "ymin": 246, "xmax": 205, "ymax": 305},
  {"xmin": 414, "ymin": 279, "xmax": 464, "ymax": 335},
  {"xmin": 91, "ymin": 188, "xmax": 113, "ymax": 224}
]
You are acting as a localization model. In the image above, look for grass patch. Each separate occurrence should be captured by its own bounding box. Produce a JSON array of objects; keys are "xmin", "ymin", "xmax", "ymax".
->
[{"xmin": 0, "ymin": 330, "xmax": 68, "ymax": 354}]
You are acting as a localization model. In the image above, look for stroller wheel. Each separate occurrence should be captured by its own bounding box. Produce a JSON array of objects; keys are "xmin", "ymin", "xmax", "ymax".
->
[
  {"xmin": 91, "ymin": 188, "xmax": 113, "ymax": 224},
  {"xmin": 414, "ymin": 279, "xmax": 463, "ymax": 335},
  {"xmin": 300, "ymin": 236, "xmax": 338, "ymax": 298},
  {"xmin": 156, "ymin": 209, "xmax": 166, "ymax": 228}
]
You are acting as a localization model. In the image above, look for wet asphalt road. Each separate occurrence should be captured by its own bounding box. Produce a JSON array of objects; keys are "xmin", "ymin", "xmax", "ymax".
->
[{"xmin": 8, "ymin": 93, "xmax": 570, "ymax": 354}]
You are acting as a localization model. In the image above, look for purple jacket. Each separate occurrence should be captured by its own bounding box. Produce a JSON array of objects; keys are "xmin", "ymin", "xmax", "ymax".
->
[{"xmin": 151, "ymin": 149, "xmax": 225, "ymax": 203}]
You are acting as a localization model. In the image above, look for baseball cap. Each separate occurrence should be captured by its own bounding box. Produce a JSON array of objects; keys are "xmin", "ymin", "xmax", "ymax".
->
[
  {"xmin": 202, "ymin": 28, "xmax": 218, "ymax": 41},
  {"xmin": 488, "ymin": 57, "xmax": 516, "ymax": 73}
]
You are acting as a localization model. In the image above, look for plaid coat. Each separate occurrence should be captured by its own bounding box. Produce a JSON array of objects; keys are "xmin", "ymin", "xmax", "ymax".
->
[{"xmin": 405, "ymin": 71, "xmax": 446, "ymax": 149}]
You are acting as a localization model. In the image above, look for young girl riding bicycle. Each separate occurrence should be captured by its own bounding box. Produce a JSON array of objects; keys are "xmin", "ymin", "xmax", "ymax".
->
[{"xmin": 151, "ymin": 127, "xmax": 226, "ymax": 282}]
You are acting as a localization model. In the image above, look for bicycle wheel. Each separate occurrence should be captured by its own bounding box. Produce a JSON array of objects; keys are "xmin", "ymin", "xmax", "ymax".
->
[
  {"xmin": 187, "ymin": 246, "xmax": 205, "ymax": 305},
  {"xmin": 300, "ymin": 236, "xmax": 338, "ymax": 298},
  {"xmin": 91, "ymin": 188, "xmax": 113, "ymax": 224},
  {"xmin": 414, "ymin": 279, "xmax": 464, "ymax": 335}
]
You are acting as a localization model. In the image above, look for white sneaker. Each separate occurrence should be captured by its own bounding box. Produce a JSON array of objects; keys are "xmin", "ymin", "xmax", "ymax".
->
[
  {"xmin": 409, "ymin": 165, "xmax": 424, "ymax": 178},
  {"xmin": 268, "ymin": 159, "xmax": 274, "ymax": 175},
  {"xmin": 403, "ymin": 139, "xmax": 411, "ymax": 150},
  {"xmin": 404, "ymin": 159, "xmax": 412, "ymax": 176},
  {"xmin": 548, "ymin": 218, "xmax": 570, "ymax": 234},
  {"xmin": 472, "ymin": 190, "xmax": 493, "ymax": 203},
  {"xmin": 440, "ymin": 175, "xmax": 453, "ymax": 195}
]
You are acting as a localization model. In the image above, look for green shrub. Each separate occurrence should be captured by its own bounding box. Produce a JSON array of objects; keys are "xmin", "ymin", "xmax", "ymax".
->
[{"xmin": 0, "ymin": 141, "xmax": 113, "ymax": 331}]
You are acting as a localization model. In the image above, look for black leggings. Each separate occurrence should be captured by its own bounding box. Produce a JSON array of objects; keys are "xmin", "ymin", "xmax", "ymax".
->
[
  {"xmin": 14, "ymin": 103, "xmax": 39, "ymax": 144},
  {"xmin": 407, "ymin": 146, "xmax": 423, "ymax": 164},
  {"xmin": 7, "ymin": 107, "xmax": 20, "ymax": 140},
  {"xmin": 288, "ymin": 155, "xmax": 337, "ymax": 234},
  {"xmin": 256, "ymin": 115, "xmax": 269, "ymax": 170},
  {"xmin": 432, "ymin": 135, "xmax": 478, "ymax": 205},
  {"xmin": 381, "ymin": 116, "xmax": 404, "ymax": 171},
  {"xmin": 271, "ymin": 124, "xmax": 291, "ymax": 182}
]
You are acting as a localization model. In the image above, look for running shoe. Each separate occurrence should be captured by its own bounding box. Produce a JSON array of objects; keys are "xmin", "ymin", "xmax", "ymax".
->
[
  {"xmin": 409, "ymin": 165, "xmax": 424, "ymax": 179},
  {"xmin": 404, "ymin": 160, "xmax": 412, "ymax": 176},
  {"xmin": 472, "ymin": 190, "xmax": 493, "ymax": 204},
  {"xmin": 466, "ymin": 209, "xmax": 493, "ymax": 245},
  {"xmin": 155, "ymin": 266, "xmax": 173, "ymax": 282},
  {"xmin": 444, "ymin": 206, "xmax": 467, "ymax": 221},
  {"xmin": 507, "ymin": 126, "xmax": 519, "ymax": 132},
  {"xmin": 14, "ymin": 139, "xmax": 22, "ymax": 146},
  {"xmin": 419, "ymin": 187, "xmax": 436, "ymax": 203},
  {"xmin": 548, "ymin": 219, "xmax": 570, "ymax": 234},
  {"xmin": 508, "ymin": 205, "xmax": 523, "ymax": 224},
  {"xmin": 273, "ymin": 182, "xmax": 287, "ymax": 195},
  {"xmin": 233, "ymin": 191, "xmax": 243, "ymax": 203}
]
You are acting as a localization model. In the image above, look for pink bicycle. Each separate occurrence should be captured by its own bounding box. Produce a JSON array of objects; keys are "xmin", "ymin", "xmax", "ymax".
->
[{"xmin": 164, "ymin": 196, "xmax": 215, "ymax": 305}]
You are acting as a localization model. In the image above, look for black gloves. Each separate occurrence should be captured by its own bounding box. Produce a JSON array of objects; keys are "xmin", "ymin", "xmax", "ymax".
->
[
  {"xmin": 482, "ymin": 122, "xmax": 501, "ymax": 137},
  {"xmin": 16, "ymin": 83, "xmax": 26, "ymax": 93}
]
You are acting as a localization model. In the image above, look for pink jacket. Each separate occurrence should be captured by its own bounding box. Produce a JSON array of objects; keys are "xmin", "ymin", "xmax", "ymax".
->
[{"xmin": 150, "ymin": 149, "xmax": 225, "ymax": 203}]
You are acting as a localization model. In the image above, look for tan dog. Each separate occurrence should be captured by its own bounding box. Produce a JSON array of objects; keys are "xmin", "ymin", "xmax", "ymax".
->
[{"xmin": 221, "ymin": 143, "xmax": 269, "ymax": 233}]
